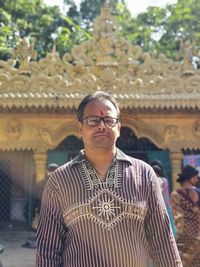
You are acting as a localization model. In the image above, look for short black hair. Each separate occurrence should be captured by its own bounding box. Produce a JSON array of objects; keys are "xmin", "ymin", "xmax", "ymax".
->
[
  {"xmin": 177, "ymin": 165, "xmax": 199, "ymax": 183},
  {"xmin": 47, "ymin": 163, "xmax": 59, "ymax": 172},
  {"xmin": 77, "ymin": 91, "xmax": 120, "ymax": 122},
  {"xmin": 149, "ymin": 159, "xmax": 165, "ymax": 177},
  {"xmin": 152, "ymin": 165, "xmax": 163, "ymax": 177}
]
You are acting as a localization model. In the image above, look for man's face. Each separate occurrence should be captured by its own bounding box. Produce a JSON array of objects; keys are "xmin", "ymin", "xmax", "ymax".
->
[{"xmin": 78, "ymin": 99, "xmax": 121, "ymax": 151}]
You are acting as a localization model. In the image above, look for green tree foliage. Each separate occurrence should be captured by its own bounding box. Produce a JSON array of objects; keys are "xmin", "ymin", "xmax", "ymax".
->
[
  {"xmin": 0, "ymin": 8, "xmax": 15, "ymax": 59},
  {"xmin": 158, "ymin": 0, "xmax": 200, "ymax": 59},
  {"xmin": 0, "ymin": 0, "xmax": 90, "ymax": 60},
  {"xmin": 121, "ymin": 0, "xmax": 200, "ymax": 59},
  {"xmin": 0, "ymin": 0, "xmax": 200, "ymax": 61}
]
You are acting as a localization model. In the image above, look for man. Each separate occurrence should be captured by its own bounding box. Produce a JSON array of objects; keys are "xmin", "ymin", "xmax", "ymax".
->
[{"xmin": 36, "ymin": 91, "xmax": 182, "ymax": 267}]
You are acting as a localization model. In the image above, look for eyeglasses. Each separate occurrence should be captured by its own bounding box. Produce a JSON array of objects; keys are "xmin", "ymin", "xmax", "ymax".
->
[{"xmin": 82, "ymin": 116, "xmax": 119, "ymax": 127}]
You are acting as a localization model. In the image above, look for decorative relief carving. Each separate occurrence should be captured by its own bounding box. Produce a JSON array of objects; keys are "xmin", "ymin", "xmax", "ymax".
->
[
  {"xmin": 137, "ymin": 61, "xmax": 161, "ymax": 79},
  {"xmin": 5, "ymin": 119, "xmax": 23, "ymax": 140},
  {"xmin": 121, "ymin": 115, "xmax": 197, "ymax": 151},
  {"xmin": 0, "ymin": 118, "xmax": 80, "ymax": 151},
  {"xmin": 161, "ymin": 77, "xmax": 183, "ymax": 94},
  {"xmin": 0, "ymin": 59, "xmax": 17, "ymax": 76},
  {"xmin": 37, "ymin": 127, "xmax": 53, "ymax": 146},
  {"xmin": 53, "ymin": 122, "xmax": 79, "ymax": 145},
  {"xmin": 163, "ymin": 125, "xmax": 178, "ymax": 142},
  {"xmin": 170, "ymin": 151, "xmax": 183, "ymax": 189},
  {"xmin": 0, "ymin": 4, "xmax": 199, "ymax": 111},
  {"xmin": 13, "ymin": 37, "xmax": 37, "ymax": 74},
  {"xmin": 178, "ymin": 39, "xmax": 196, "ymax": 75},
  {"xmin": 193, "ymin": 119, "xmax": 200, "ymax": 138},
  {"xmin": 0, "ymin": 113, "xmax": 199, "ymax": 153},
  {"xmin": 184, "ymin": 76, "xmax": 200, "ymax": 93}
]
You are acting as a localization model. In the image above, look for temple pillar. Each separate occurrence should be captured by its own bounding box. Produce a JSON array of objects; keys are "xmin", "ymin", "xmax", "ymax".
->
[
  {"xmin": 33, "ymin": 150, "xmax": 48, "ymax": 182},
  {"xmin": 170, "ymin": 150, "xmax": 183, "ymax": 190}
]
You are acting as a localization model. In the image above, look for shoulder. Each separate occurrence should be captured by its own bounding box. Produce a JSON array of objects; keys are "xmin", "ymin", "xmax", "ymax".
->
[
  {"xmin": 46, "ymin": 160, "xmax": 75, "ymax": 187},
  {"xmin": 161, "ymin": 177, "xmax": 169, "ymax": 188},
  {"xmin": 116, "ymin": 149, "xmax": 152, "ymax": 170},
  {"xmin": 117, "ymin": 151, "xmax": 155, "ymax": 186},
  {"xmin": 124, "ymin": 155, "xmax": 153, "ymax": 175},
  {"xmin": 52, "ymin": 152, "xmax": 84, "ymax": 176},
  {"xmin": 170, "ymin": 190, "xmax": 181, "ymax": 203},
  {"xmin": 188, "ymin": 187, "xmax": 199, "ymax": 203}
]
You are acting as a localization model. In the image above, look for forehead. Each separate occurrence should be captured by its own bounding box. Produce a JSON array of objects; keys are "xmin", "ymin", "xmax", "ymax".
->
[{"xmin": 84, "ymin": 99, "xmax": 118, "ymax": 116}]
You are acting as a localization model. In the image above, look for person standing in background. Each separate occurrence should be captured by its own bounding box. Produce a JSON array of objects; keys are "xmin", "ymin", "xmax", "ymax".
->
[
  {"xmin": 32, "ymin": 163, "xmax": 59, "ymax": 230},
  {"xmin": 171, "ymin": 165, "xmax": 200, "ymax": 267},
  {"xmin": 150, "ymin": 160, "xmax": 176, "ymax": 237},
  {"xmin": 22, "ymin": 163, "xmax": 59, "ymax": 248},
  {"xmin": 36, "ymin": 91, "xmax": 182, "ymax": 267},
  {"xmin": 35, "ymin": 164, "xmax": 59, "ymax": 213}
]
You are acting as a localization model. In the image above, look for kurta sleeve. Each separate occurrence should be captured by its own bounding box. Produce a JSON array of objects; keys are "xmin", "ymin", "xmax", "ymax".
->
[
  {"xmin": 144, "ymin": 170, "xmax": 182, "ymax": 267},
  {"xmin": 36, "ymin": 177, "xmax": 66, "ymax": 267}
]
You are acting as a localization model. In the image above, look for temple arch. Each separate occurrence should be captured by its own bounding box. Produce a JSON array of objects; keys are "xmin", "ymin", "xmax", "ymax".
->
[
  {"xmin": 47, "ymin": 135, "xmax": 84, "ymax": 166},
  {"xmin": 117, "ymin": 127, "xmax": 172, "ymax": 190}
]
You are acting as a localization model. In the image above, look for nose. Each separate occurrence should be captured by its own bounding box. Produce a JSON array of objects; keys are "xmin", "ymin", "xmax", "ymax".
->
[{"xmin": 97, "ymin": 119, "xmax": 106, "ymax": 130}]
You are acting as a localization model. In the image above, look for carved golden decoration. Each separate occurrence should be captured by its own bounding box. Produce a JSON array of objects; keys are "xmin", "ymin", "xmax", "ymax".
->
[
  {"xmin": 33, "ymin": 151, "xmax": 48, "ymax": 182},
  {"xmin": 170, "ymin": 151, "xmax": 183, "ymax": 189},
  {"xmin": 193, "ymin": 119, "xmax": 200, "ymax": 138},
  {"xmin": 0, "ymin": 115, "xmax": 79, "ymax": 151},
  {"xmin": 121, "ymin": 114, "xmax": 200, "ymax": 152},
  {"xmin": 0, "ymin": 5, "xmax": 199, "ymax": 110},
  {"xmin": 13, "ymin": 37, "xmax": 37, "ymax": 74},
  {"xmin": 5, "ymin": 119, "xmax": 23, "ymax": 140},
  {"xmin": 178, "ymin": 39, "xmax": 196, "ymax": 75}
]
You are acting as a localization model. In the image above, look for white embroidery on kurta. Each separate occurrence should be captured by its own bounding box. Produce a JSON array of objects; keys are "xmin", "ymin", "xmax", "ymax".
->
[{"xmin": 63, "ymin": 189, "xmax": 147, "ymax": 230}]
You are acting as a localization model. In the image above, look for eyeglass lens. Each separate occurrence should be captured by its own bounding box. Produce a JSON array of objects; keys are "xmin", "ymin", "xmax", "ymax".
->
[{"xmin": 83, "ymin": 116, "xmax": 118, "ymax": 127}]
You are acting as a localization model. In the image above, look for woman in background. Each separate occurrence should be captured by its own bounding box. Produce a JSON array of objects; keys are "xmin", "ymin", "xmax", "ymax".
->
[
  {"xmin": 150, "ymin": 160, "xmax": 176, "ymax": 237},
  {"xmin": 171, "ymin": 165, "xmax": 200, "ymax": 267}
]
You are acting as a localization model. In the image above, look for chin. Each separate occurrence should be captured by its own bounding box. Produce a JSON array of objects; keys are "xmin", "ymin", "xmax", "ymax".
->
[{"xmin": 93, "ymin": 143, "xmax": 112, "ymax": 149}]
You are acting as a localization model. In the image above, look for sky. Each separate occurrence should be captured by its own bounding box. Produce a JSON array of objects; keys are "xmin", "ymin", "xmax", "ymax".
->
[{"xmin": 43, "ymin": 0, "xmax": 177, "ymax": 16}]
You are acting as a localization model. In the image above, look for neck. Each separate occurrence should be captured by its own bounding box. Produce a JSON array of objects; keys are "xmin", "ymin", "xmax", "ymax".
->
[
  {"xmin": 85, "ymin": 147, "xmax": 116, "ymax": 163},
  {"xmin": 181, "ymin": 181, "xmax": 195, "ymax": 189},
  {"xmin": 84, "ymin": 147, "xmax": 116, "ymax": 180}
]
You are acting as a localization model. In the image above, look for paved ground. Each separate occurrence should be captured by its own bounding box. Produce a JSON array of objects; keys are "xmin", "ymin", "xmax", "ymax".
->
[{"xmin": 0, "ymin": 231, "xmax": 36, "ymax": 267}]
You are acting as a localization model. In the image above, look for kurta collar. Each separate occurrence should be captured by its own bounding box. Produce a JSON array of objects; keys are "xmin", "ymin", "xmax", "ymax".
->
[{"xmin": 70, "ymin": 148, "xmax": 132, "ymax": 166}]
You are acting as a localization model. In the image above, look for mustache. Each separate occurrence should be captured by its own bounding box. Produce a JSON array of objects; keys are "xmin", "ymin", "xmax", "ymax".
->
[{"xmin": 93, "ymin": 129, "xmax": 109, "ymax": 136}]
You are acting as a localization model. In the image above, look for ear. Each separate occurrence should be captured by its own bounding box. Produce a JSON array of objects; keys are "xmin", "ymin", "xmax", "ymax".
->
[
  {"xmin": 77, "ymin": 121, "xmax": 83, "ymax": 136},
  {"xmin": 117, "ymin": 121, "xmax": 121, "ymax": 138}
]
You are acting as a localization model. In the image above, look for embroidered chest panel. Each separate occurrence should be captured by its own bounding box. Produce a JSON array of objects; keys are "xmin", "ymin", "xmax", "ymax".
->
[{"xmin": 63, "ymin": 188, "xmax": 147, "ymax": 230}]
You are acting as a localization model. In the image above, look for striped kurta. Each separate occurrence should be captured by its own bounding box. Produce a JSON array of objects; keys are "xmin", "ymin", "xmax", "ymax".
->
[{"xmin": 36, "ymin": 149, "xmax": 182, "ymax": 267}]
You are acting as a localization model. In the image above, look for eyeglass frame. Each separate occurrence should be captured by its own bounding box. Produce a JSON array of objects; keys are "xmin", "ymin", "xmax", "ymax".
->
[{"xmin": 81, "ymin": 116, "xmax": 119, "ymax": 128}]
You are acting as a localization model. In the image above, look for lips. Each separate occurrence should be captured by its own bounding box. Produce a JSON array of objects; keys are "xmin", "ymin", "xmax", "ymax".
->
[{"xmin": 93, "ymin": 132, "xmax": 109, "ymax": 138}]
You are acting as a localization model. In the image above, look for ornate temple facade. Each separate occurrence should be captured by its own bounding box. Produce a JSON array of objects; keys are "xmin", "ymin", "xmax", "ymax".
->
[{"xmin": 0, "ymin": 4, "xmax": 200, "ymax": 220}]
